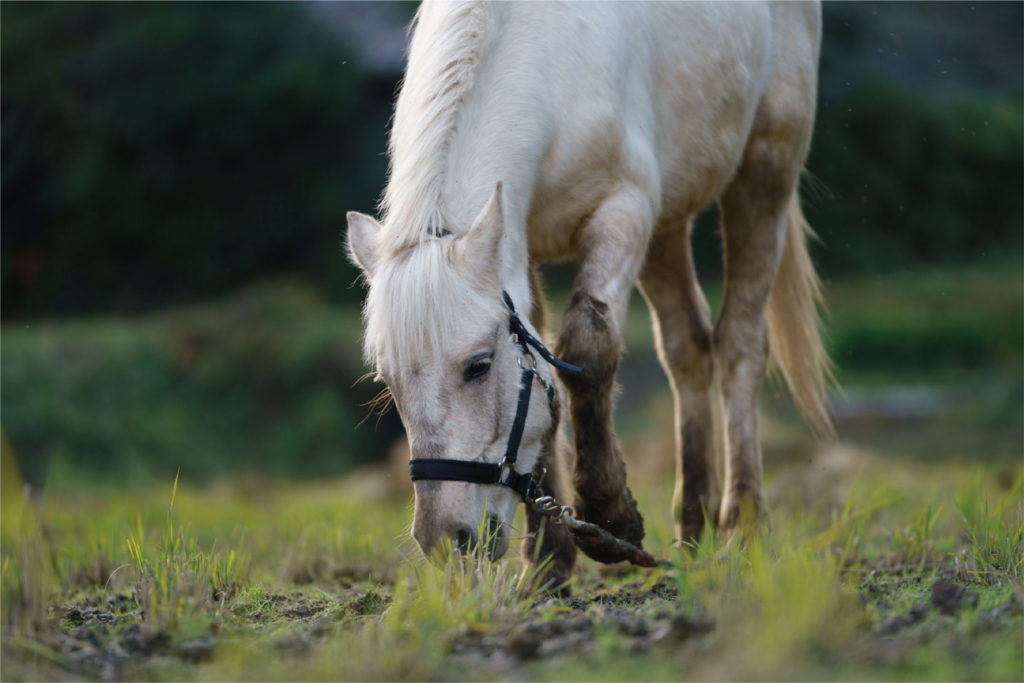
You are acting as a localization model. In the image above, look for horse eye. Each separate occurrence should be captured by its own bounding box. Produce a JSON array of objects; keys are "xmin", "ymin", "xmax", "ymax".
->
[{"xmin": 463, "ymin": 354, "xmax": 492, "ymax": 382}]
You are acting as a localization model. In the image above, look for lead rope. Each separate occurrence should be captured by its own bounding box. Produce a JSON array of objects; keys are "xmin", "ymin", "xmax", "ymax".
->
[{"xmin": 529, "ymin": 489, "xmax": 661, "ymax": 568}]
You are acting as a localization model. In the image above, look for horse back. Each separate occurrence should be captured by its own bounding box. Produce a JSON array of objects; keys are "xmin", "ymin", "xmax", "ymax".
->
[{"xmin": 515, "ymin": 1, "xmax": 820, "ymax": 258}]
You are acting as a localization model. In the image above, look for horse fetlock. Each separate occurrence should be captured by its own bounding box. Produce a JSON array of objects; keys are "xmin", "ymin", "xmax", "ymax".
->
[
  {"xmin": 677, "ymin": 491, "xmax": 716, "ymax": 547},
  {"xmin": 717, "ymin": 487, "xmax": 766, "ymax": 532}
]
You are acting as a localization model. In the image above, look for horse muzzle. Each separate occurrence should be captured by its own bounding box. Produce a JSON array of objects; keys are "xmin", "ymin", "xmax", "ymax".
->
[{"xmin": 412, "ymin": 510, "xmax": 508, "ymax": 562}]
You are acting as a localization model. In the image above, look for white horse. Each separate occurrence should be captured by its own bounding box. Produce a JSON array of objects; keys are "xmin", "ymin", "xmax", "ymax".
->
[{"xmin": 347, "ymin": 0, "xmax": 831, "ymax": 586}]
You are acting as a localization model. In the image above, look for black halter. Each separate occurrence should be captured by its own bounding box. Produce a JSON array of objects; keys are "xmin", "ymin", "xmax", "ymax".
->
[{"xmin": 408, "ymin": 291, "xmax": 583, "ymax": 502}]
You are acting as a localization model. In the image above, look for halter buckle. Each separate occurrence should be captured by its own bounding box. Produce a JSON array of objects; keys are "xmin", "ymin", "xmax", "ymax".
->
[{"xmin": 497, "ymin": 460, "xmax": 516, "ymax": 487}]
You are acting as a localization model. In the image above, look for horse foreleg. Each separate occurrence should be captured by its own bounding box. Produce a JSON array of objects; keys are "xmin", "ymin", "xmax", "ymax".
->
[
  {"xmin": 555, "ymin": 187, "xmax": 654, "ymax": 562},
  {"xmin": 520, "ymin": 265, "xmax": 577, "ymax": 592},
  {"xmin": 521, "ymin": 428, "xmax": 577, "ymax": 593}
]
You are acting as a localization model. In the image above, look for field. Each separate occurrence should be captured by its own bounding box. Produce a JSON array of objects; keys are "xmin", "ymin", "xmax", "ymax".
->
[{"xmin": 2, "ymin": 262, "xmax": 1022, "ymax": 681}]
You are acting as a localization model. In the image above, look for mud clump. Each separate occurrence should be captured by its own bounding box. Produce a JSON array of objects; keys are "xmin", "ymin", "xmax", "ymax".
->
[
  {"xmin": 348, "ymin": 590, "xmax": 391, "ymax": 616},
  {"xmin": 590, "ymin": 577, "xmax": 678, "ymax": 608},
  {"xmin": 177, "ymin": 635, "xmax": 217, "ymax": 662},
  {"xmin": 121, "ymin": 624, "xmax": 171, "ymax": 655},
  {"xmin": 664, "ymin": 613, "xmax": 715, "ymax": 642},
  {"xmin": 458, "ymin": 607, "xmax": 714, "ymax": 662},
  {"xmin": 930, "ymin": 579, "xmax": 978, "ymax": 616},
  {"xmin": 282, "ymin": 602, "xmax": 318, "ymax": 619},
  {"xmin": 980, "ymin": 593, "xmax": 1024, "ymax": 627},
  {"xmin": 875, "ymin": 602, "xmax": 928, "ymax": 636},
  {"xmin": 64, "ymin": 606, "xmax": 114, "ymax": 626},
  {"xmin": 506, "ymin": 615, "xmax": 596, "ymax": 659}
]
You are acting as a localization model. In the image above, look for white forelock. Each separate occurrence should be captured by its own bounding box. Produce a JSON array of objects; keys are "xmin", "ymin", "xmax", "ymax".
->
[{"xmin": 363, "ymin": 239, "xmax": 502, "ymax": 374}]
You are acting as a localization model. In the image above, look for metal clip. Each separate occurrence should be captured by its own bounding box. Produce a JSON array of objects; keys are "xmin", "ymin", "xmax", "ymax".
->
[
  {"xmin": 535, "ymin": 466, "xmax": 548, "ymax": 488},
  {"xmin": 516, "ymin": 352, "xmax": 538, "ymax": 371}
]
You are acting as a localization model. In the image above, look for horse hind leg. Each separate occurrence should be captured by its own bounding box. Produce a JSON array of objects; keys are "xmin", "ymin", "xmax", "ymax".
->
[
  {"xmin": 638, "ymin": 223, "xmax": 718, "ymax": 546},
  {"xmin": 714, "ymin": 103, "xmax": 812, "ymax": 530},
  {"xmin": 554, "ymin": 186, "xmax": 654, "ymax": 561}
]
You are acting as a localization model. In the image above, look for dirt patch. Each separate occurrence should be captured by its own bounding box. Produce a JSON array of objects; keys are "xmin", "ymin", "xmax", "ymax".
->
[
  {"xmin": 54, "ymin": 609, "xmax": 174, "ymax": 680},
  {"xmin": 861, "ymin": 569, "xmax": 1023, "ymax": 645},
  {"xmin": 347, "ymin": 589, "xmax": 391, "ymax": 616},
  {"xmin": 453, "ymin": 578, "xmax": 712, "ymax": 664}
]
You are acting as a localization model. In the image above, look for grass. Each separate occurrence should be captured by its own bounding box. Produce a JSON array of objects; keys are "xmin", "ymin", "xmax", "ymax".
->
[{"xmin": 2, "ymin": 430, "xmax": 1021, "ymax": 681}]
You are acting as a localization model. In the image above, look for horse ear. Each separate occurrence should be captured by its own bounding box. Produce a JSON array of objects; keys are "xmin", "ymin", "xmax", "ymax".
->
[
  {"xmin": 346, "ymin": 211, "xmax": 382, "ymax": 278},
  {"xmin": 457, "ymin": 182, "xmax": 504, "ymax": 282}
]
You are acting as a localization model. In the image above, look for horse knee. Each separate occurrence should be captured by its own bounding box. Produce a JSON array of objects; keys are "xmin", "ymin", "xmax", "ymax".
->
[{"xmin": 555, "ymin": 291, "xmax": 620, "ymax": 391}]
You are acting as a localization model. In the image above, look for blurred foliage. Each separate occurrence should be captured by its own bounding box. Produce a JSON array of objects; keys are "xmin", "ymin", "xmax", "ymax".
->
[
  {"xmin": 1, "ymin": 3, "xmax": 1021, "ymax": 485},
  {"xmin": 826, "ymin": 261, "xmax": 1022, "ymax": 372},
  {"xmin": 1, "ymin": 2, "xmax": 1020, "ymax": 319},
  {"xmin": 2, "ymin": 281, "xmax": 402, "ymax": 486},
  {"xmin": 2, "ymin": 3, "xmax": 390, "ymax": 318},
  {"xmin": 807, "ymin": 84, "xmax": 1022, "ymax": 275},
  {"xmin": 4, "ymin": 263, "xmax": 1019, "ymax": 486}
]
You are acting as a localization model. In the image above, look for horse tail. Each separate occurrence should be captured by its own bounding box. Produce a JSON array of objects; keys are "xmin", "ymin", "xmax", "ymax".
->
[{"xmin": 766, "ymin": 191, "xmax": 836, "ymax": 439}]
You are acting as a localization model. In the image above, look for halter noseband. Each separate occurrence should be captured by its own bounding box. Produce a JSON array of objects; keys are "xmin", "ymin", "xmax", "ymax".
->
[{"xmin": 407, "ymin": 291, "xmax": 583, "ymax": 502}]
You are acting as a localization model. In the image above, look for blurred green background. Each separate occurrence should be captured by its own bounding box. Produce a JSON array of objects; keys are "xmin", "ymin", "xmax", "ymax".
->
[{"xmin": 2, "ymin": 2, "xmax": 1021, "ymax": 488}]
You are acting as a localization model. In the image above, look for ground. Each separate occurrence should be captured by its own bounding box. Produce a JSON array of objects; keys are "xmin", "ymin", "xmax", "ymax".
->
[
  {"xmin": 3, "ymin": 404, "xmax": 1021, "ymax": 681},
  {"xmin": 2, "ymin": 263, "xmax": 1022, "ymax": 681}
]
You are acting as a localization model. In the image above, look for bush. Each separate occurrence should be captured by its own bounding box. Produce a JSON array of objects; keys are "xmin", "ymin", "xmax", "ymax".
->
[
  {"xmin": 2, "ymin": 3, "xmax": 389, "ymax": 318},
  {"xmin": 2, "ymin": 281, "xmax": 403, "ymax": 486},
  {"xmin": 806, "ymin": 83, "xmax": 1022, "ymax": 275}
]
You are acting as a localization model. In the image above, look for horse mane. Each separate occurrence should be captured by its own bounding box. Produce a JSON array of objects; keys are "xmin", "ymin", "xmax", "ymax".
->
[{"xmin": 378, "ymin": 1, "xmax": 491, "ymax": 258}]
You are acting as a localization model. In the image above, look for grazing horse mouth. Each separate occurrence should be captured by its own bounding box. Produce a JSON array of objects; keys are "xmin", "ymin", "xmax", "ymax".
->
[{"xmin": 453, "ymin": 513, "xmax": 506, "ymax": 561}]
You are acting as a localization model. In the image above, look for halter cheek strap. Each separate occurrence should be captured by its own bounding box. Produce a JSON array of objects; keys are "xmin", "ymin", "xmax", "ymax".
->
[{"xmin": 408, "ymin": 290, "xmax": 583, "ymax": 503}]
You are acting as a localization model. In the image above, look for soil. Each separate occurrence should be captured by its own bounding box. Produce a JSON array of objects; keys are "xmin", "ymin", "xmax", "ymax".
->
[{"xmin": 26, "ymin": 566, "xmax": 1023, "ymax": 681}]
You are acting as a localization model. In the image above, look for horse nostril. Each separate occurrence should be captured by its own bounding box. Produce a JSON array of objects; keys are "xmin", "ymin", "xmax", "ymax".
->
[
  {"xmin": 449, "ymin": 524, "xmax": 477, "ymax": 555},
  {"xmin": 484, "ymin": 514, "xmax": 504, "ymax": 560},
  {"xmin": 485, "ymin": 514, "xmax": 501, "ymax": 540}
]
